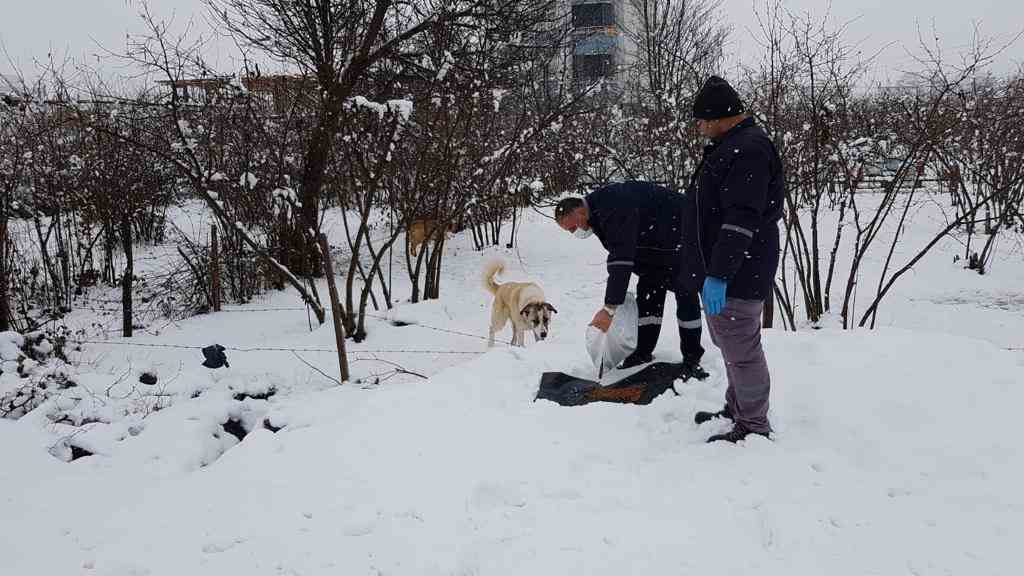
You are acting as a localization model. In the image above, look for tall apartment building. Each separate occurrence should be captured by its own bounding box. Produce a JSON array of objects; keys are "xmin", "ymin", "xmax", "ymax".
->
[{"xmin": 568, "ymin": 0, "xmax": 638, "ymax": 90}]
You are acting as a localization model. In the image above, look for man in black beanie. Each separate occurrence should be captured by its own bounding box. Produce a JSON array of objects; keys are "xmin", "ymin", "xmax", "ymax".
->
[{"xmin": 681, "ymin": 75, "xmax": 784, "ymax": 443}]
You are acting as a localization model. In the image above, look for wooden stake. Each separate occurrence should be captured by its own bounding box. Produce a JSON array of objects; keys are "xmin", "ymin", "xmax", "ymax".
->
[
  {"xmin": 210, "ymin": 225, "xmax": 221, "ymax": 312},
  {"xmin": 121, "ymin": 212, "xmax": 133, "ymax": 338},
  {"xmin": 318, "ymin": 233, "xmax": 350, "ymax": 383},
  {"xmin": 1, "ymin": 217, "xmax": 10, "ymax": 331}
]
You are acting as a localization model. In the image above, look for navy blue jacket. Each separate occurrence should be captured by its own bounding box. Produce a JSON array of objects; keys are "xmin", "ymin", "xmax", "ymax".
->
[
  {"xmin": 585, "ymin": 181, "xmax": 685, "ymax": 306},
  {"xmin": 681, "ymin": 117, "xmax": 784, "ymax": 300}
]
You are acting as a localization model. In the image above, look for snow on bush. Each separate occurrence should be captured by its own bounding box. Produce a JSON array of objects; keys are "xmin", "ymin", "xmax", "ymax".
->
[
  {"xmin": 227, "ymin": 374, "xmax": 278, "ymax": 401},
  {"xmin": 32, "ymin": 369, "xmax": 281, "ymax": 467},
  {"xmin": 2, "ymin": 328, "xmax": 281, "ymax": 468},
  {"xmin": 239, "ymin": 172, "xmax": 258, "ymax": 190},
  {"xmin": 0, "ymin": 331, "xmax": 24, "ymax": 361},
  {"xmin": 1, "ymin": 329, "xmax": 76, "ymax": 420},
  {"xmin": 69, "ymin": 378, "xmax": 279, "ymax": 471}
]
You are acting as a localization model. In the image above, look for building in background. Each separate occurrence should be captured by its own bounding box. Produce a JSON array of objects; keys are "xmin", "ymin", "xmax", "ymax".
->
[
  {"xmin": 156, "ymin": 74, "xmax": 316, "ymax": 115},
  {"xmin": 1, "ymin": 74, "xmax": 48, "ymax": 106},
  {"xmin": 568, "ymin": 0, "xmax": 638, "ymax": 91}
]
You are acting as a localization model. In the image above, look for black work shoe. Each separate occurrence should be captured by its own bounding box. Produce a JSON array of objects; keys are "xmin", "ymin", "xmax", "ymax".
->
[
  {"xmin": 681, "ymin": 362, "xmax": 709, "ymax": 381},
  {"xmin": 707, "ymin": 424, "xmax": 770, "ymax": 444},
  {"xmin": 618, "ymin": 353, "xmax": 654, "ymax": 370},
  {"xmin": 694, "ymin": 404, "xmax": 733, "ymax": 425}
]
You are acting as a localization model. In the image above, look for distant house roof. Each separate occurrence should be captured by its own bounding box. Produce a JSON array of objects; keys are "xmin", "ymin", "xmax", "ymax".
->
[{"xmin": 1, "ymin": 74, "xmax": 48, "ymax": 103}]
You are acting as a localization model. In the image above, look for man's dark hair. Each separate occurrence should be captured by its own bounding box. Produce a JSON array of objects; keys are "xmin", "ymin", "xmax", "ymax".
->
[{"xmin": 554, "ymin": 197, "xmax": 584, "ymax": 222}]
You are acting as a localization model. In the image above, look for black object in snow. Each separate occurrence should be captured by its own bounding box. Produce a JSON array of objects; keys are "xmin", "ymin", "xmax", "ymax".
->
[{"xmin": 201, "ymin": 344, "xmax": 230, "ymax": 369}]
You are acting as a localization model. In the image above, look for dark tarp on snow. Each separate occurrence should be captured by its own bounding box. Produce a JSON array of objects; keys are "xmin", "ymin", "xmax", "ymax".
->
[{"xmin": 535, "ymin": 362, "xmax": 684, "ymax": 406}]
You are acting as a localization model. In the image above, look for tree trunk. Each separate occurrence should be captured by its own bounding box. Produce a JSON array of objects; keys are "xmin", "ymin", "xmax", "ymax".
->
[
  {"xmin": 33, "ymin": 215, "xmax": 63, "ymax": 303},
  {"xmin": 120, "ymin": 212, "xmax": 133, "ymax": 338},
  {"xmin": 210, "ymin": 225, "xmax": 222, "ymax": 311},
  {"xmin": 425, "ymin": 235, "xmax": 445, "ymax": 300},
  {"xmin": 356, "ymin": 234, "xmax": 402, "ymax": 339},
  {"xmin": 810, "ymin": 200, "xmax": 823, "ymax": 319},
  {"xmin": 343, "ymin": 214, "xmax": 368, "ymax": 336},
  {"xmin": 407, "ymin": 233, "xmax": 427, "ymax": 303},
  {"xmin": 975, "ymin": 227, "xmax": 999, "ymax": 275},
  {"xmin": 508, "ymin": 205, "xmax": 519, "ymax": 249},
  {"xmin": 273, "ymin": 212, "xmax": 290, "ymax": 290},
  {"xmin": 470, "ymin": 218, "xmax": 483, "ymax": 250},
  {"xmin": 823, "ymin": 194, "xmax": 850, "ymax": 313},
  {"xmin": 840, "ymin": 237, "xmax": 864, "ymax": 330},
  {"xmin": 361, "ymin": 226, "xmax": 390, "ymax": 310},
  {"xmin": 103, "ymin": 220, "xmax": 117, "ymax": 285},
  {"xmin": 296, "ymin": 91, "xmax": 348, "ymax": 277},
  {"xmin": 773, "ymin": 282, "xmax": 796, "ymax": 331},
  {"xmin": 54, "ymin": 210, "xmax": 72, "ymax": 309},
  {"xmin": 762, "ymin": 288, "xmax": 774, "ymax": 329},
  {"xmin": 432, "ymin": 239, "xmax": 444, "ymax": 299},
  {"xmin": 0, "ymin": 216, "xmax": 9, "ymax": 332},
  {"xmin": 317, "ymin": 234, "xmax": 350, "ymax": 383}
]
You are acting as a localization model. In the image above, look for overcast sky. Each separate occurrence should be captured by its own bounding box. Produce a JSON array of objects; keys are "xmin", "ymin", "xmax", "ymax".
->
[
  {"xmin": 720, "ymin": 0, "xmax": 1023, "ymax": 82},
  {"xmin": 2, "ymin": 0, "xmax": 1021, "ymax": 85}
]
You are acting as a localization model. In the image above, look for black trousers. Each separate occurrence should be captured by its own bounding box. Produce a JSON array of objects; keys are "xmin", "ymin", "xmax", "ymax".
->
[{"xmin": 634, "ymin": 269, "xmax": 704, "ymax": 364}]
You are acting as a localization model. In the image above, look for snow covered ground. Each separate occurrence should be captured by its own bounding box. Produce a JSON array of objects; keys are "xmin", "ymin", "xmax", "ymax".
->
[{"xmin": 2, "ymin": 197, "xmax": 1022, "ymax": 575}]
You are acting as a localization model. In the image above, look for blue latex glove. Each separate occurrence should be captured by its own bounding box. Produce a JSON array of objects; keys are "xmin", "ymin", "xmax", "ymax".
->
[{"xmin": 702, "ymin": 276, "xmax": 728, "ymax": 316}]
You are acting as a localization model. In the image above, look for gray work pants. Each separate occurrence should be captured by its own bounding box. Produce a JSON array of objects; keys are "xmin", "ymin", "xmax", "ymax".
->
[{"xmin": 705, "ymin": 298, "xmax": 772, "ymax": 434}]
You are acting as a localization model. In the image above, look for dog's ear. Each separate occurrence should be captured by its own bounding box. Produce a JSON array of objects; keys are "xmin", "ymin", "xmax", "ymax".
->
[
  {"xmin": 519, "ymin": 304, "xmax": 534, "ymax": 317},
  {"xmin": 543, "ymin": 302, "xmax": 558, "ymax": 314}
]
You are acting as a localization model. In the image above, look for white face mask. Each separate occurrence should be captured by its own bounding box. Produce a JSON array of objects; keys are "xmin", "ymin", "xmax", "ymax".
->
[{"xmin": 573, "ymin": 227, "xmax": 593, "ymax": 239}]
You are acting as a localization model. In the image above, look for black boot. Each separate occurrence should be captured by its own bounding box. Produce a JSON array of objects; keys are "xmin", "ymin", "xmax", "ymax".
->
[
  {"xmin": 618, "ymin": 352, "xmax": 654, "ymax": 370},
  {"xmin": 681, "ymin": 361, "xmax": 709, "ymax": 381},
  {"xmin": 694, "ymin": 404, "xmax": 732, "ymax": 425},
  {"xmin": 707, "ymin": 423, "xmax": 770, "ymax": 444}
]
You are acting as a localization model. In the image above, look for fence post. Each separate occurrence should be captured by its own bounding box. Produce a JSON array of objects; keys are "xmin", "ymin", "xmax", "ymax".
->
[
  {"xmin": 0, "ymin": 217, "xmax": 9, "ymax": 331},
  {"xmin": 318, "ymin": 233, "xmax": 350, "ymax": 383},
  {"xmin": 210, "ymin": 225, "xmax": 221, "ymax": 312},
  {"xmin": 121, "ymin": 212, "xmax": 134, "ymax": 338}
]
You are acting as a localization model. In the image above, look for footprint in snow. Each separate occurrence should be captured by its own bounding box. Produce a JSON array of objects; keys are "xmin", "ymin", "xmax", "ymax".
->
[
  {"xmin": 94, "ymin": 562, "xmax": 152, "ymax": 576},
  {"xmin": 343, "ymin": 521, "xmax": 376, "ymax": 536},
  {"xmin": 541, "ymin": 488, "xmax": 583, "ymax": 501},
  {"xmin": 202, "ymin": 537, "xmax": 246, "ymax": 554},
  {"xmin": 471, "ymin": 481, "xmax": 527, "ymax": 510}
]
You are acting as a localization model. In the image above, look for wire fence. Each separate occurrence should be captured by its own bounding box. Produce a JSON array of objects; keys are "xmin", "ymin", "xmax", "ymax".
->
[
  {"xmin": 74, "ymin": 300, "xmax": 1024, "ymax": 352},
  {"xmin": 56, "ymin": 302, "xmax": 504, "ymax": 385},
  {"xmin": 66, "ymin": 299, "xmax": 514, "ymax": 348},
  {"xmin": 73, "ymin": 339, "xmax": 484, "ymax": 356},
  {"xmin": 52, "ymin": 297, "xmax": 507, "ymax": 387}
]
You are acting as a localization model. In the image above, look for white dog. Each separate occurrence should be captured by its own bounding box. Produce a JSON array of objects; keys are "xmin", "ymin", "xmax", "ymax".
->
[{"xmin": 482, "ymin": 260, "xmax": 557, "ymax": 347}]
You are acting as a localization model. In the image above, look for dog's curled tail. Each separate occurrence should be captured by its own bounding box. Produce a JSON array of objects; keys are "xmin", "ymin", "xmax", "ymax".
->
[{"xmin": 482, "ymin": 259, "xmax": 505, "ymax": 295}]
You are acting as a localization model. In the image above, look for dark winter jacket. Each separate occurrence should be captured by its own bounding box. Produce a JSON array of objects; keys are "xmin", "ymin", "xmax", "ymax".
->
[
  {"xmin": 681, "ymin": 117, "xmax": 784, "ymax": 300},
  {"xmin": 585, "ymin": 181, "xmax": 685, "ymax": 306}
]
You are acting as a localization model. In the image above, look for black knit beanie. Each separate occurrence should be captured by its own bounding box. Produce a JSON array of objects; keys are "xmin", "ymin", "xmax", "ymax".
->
[{"xmin": 692, "ymin": 75, "xmax": 744, "ymax": 120}]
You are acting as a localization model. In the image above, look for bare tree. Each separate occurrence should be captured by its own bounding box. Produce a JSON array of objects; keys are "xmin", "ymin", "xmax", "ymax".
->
[
  {"xmin": 737, "ymin": 5, "xmax": 1021, "ymax": 329},
  {"xmin": 737, "ymin": 2, "xmax": 877, "ymax": 328},
  {"xmin": 618, "ymin": 0, "xmax": 730, "ymax": 187},
  {"xmin": 75, "ymin": 96, "xmax": 176, "ymax": 337},
  {"xmin": 202, "ymin": 0, "xmax": 559, "ymax": 274},
  {"xmin": 332, "ymin": 95, "xmax": 412, "ymax": 339},
  {"xmin": 379, "ymin": 7, "xmax": 587, "ymax": 301},
  {"xmin": 929, "ymin": 70, "xmax": 1024, "ymax": 274},
  {"xmin": 109, "ymin": 5, "xmax": 329, "ymax": 323},
  {"xmin": 855, "ymin": 25, "xmax": 1023, "ymax": 327},
  {"xmin": 0, "ymin": 91, "xmax": 33, "ymax": 330}
]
